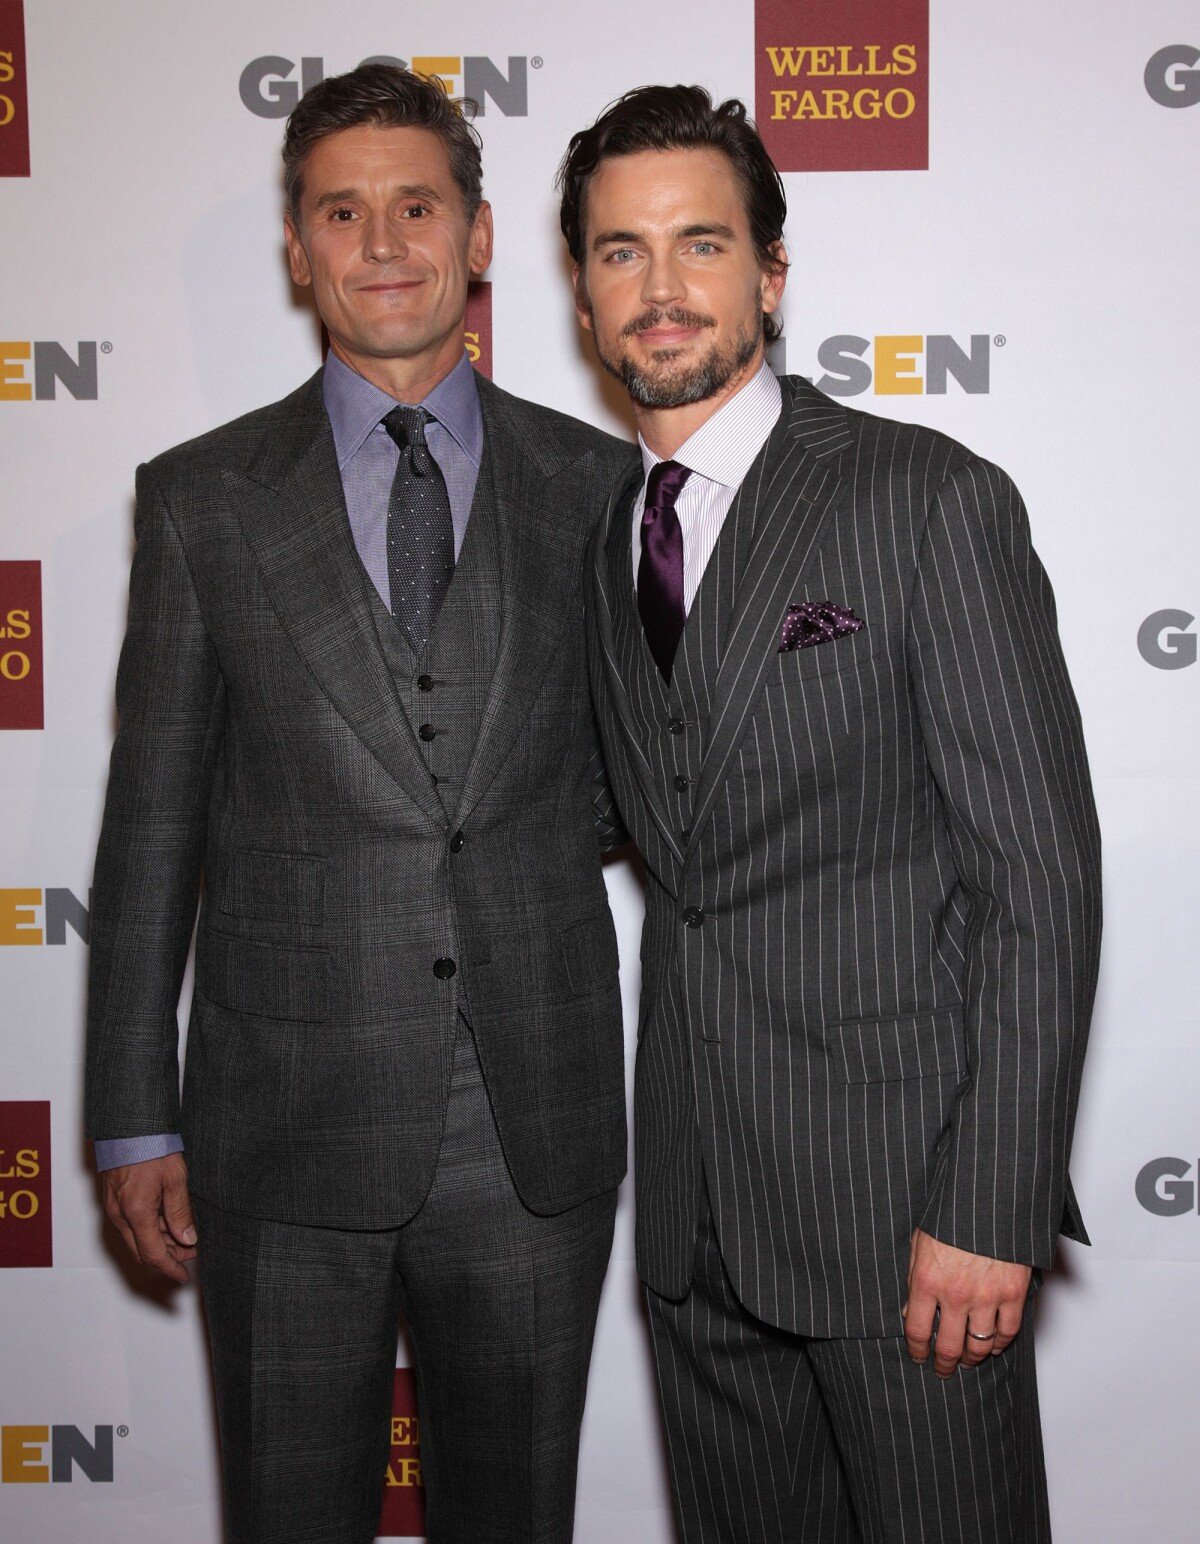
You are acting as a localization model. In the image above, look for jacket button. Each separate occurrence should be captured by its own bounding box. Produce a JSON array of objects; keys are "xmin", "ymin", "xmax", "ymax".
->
[
  {"xmin": 667, "ymin": 717, "xmax": 685, "ymax": 735},
  {"xmin": 433, "ymin": 957, "xmax": 457, "ymax": 979},
  {"xmin": 417, "ymin": 674, "xmax": 434, "ymax": 692},
  {"xmin": 682, "ymin": 907, "xmax": 704, "ymax": 928},
  {"xmin": 449, "ymin": 831, "xmax": 464, "ymax": 853},
  {"xmin": 673, "ymin": 774, "xmax": 690, "ymax": 791},
  {"xmin": 418, "ymin": 723, "xmax": 437, "ymax": 742}
]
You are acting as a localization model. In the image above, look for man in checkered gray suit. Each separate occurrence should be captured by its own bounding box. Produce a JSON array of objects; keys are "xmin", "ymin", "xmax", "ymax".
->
[
  {"xmin": 562, "ymin": 86, "xmax": 1101, "ymax": 1542},
  {"xmin": 85, "ymin": 66, "xmax": 636, "ymax": 1544}
]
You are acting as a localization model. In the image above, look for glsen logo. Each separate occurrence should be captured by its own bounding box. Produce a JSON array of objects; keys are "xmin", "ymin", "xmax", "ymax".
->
[
  {"xmin": 1138, "ymin": 610, "xmax": 1196, "ymax": 670},
  {"xmin": 755, "ymin": 0, "xmax": 928, "ymax": 172},
  {"xmin": 0, "ymin": 561, "xmax": 42, "ymax": 729},
  {"xmin": 1145, "ymin": 46, "xmax": 1200, "ymax": 109},
  {"xmin": 0, "ymin": 1102, "xmax": 51, "ymax": 1267},
  {"xmin": 0, "ymin": 342, "xmax": 103, "ymax": 401},
  {"xmin": 464, "ymin": 281, "xmax": 492, "ymax": 380},
  {"xmin": 378, "ymin": 1369, "xmax": 424, "ymax": 1536},
  {"xmin": 240, "ymin": 54, "xmax": 530, "ymax": 119},
  {"xmin": 1, "ymin": 1425, "xmax": 116, "ymax": 1482},
  {"xmin": 0, "ymin": 889, "xmax": 90, "ymax": 944},
  {"xmin": 813, "ymin": 334, "xmax": 993, "ymax": 396},
  {"xmin": 0, "ymin": 1, "xmax": 30, "ymax": 177},
  {"xmin": 1136, "ymin": 1157, "xmax": 1200, "ymax": 1215}
]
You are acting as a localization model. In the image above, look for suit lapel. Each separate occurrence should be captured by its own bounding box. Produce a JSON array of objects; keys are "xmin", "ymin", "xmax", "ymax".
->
[
  {"xmin": 685, "ymin": 379, "xmax": 854, "ymax": 858},
  {"xmin": 591, "ymin": 465, "xmax": 686, "ymax": 866},
  {"xmin": 450, "ymin": 379, "xmax": 604, "ymax": 827},
  {"xmin": 223, "ymin": 371, "xmax": 446, "ymax": 827}
]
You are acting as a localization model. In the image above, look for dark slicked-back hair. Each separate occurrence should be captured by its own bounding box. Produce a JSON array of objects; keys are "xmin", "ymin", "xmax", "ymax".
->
[
  {"xmin": 283, "ymin": 63, "xmax": 483, "ymax": 224},
  {"xmin": 558, "ymin": 84, "xmax": 788, "ymax": 342}
]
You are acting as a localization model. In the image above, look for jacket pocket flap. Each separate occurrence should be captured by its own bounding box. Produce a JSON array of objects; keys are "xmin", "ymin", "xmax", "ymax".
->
[
  {"xmin": 831, "ymin": 1006, "xmax": 966, "ymax": 1084},
  {"xmin": 198, "ymin": 930, "xmax": 328, "ymax": 1023},
  {"xmin": 561, "ymin": 913, "xmax": 620, "ymax": 997}
]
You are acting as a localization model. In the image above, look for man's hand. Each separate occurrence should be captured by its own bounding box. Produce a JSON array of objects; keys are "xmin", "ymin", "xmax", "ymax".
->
[
  {"xmin": 903, "ymin": 1227, "xmax": 1031, "ymax": 1378},
  {"xmin": 101, "ymin": 1153, "xmax": 197, "ymax": 1284}
]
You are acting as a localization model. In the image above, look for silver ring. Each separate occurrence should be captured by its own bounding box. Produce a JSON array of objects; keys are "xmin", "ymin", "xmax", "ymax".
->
[{"xmin": 967, "ymin": 1329, "xmax": 997, "ymax": 1342}]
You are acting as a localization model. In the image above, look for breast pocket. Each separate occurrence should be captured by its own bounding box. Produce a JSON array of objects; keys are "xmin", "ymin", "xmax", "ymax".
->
[{"xmin": 782, "ymin": 622, "xmax": 881, "ymax": 683}]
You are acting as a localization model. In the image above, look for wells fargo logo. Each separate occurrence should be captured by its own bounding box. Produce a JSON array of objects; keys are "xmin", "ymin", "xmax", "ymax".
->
[
  {"xmin": 0, "ymin": 562, "xmax": 43, "ymax": 729},
  {"xmin": 1, "ymin": 1425, "xmax": 117, "ymax": 1482},
  {"xmin": 0, "ymin": 888, "xmax": 90, "ymax": 944},
  {"xmin": 240, "ymin": 54, "xmax": 531, "ymax": 119},
  {"xmin": 464, "ymin": 281, "xmax": 492, "ymax": 380},
  {"xmin": 378, "ymin": 1369, "xmax": 424, "ymax": 1536},
  {"xmin": 812, "ymin": 333, "xmax": 996, "ymax": 396},
  {"xmin": 0, "ymin": 1, "xmax": 30, "ymax": 178},
  {"xmin": 755, "ymin": 0, "xmax": 928, "ymax": 172},
  {"xmin": 0, "ymin": 1101, "xmax": 52, "ymax": 1268},
  {"xmin": 0, "ymin": 341, "xmax": 103, "ymax": 401}
]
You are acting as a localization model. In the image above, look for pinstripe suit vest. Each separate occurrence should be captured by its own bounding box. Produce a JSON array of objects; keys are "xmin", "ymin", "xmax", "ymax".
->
[{"xmin": 589, "ymin": 377, "xmax": 1100, "ymax": 1338}]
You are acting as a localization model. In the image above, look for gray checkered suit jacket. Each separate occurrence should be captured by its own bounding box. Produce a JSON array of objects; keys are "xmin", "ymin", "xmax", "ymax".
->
[
  {"xmin": 589, "ymin": 376, "xmax": 1101, "ymax": 1338},
  {"xmin": 85, "ymin": 368, "xmax": 638, "ymax": 1229}
]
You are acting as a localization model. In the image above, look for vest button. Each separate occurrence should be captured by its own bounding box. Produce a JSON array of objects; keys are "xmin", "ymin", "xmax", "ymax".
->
[
  {"xmin": 418, "ymin": 723, "xmax": 437, "ymax": 742},
  {"xmin": 433, "ymin": 957, "xmax": 457, "ymax": 980},
  {"xmin": 417, "ymin": 674, "xmax": 435, "ymax": 692},
  {"xmin": 682, "ymin": 907, "xmax": 704, "ymax": 928},
  {"xmin": 673, "ymin": 774, "xmax": 690, "ymax": 791},
  {"xmin": 449, "ymin": 831, "xmax": 465, "ymax": 853},
  {"xmin": 667, "ymin": 717, "xmax": 686, "ymax": 735}
]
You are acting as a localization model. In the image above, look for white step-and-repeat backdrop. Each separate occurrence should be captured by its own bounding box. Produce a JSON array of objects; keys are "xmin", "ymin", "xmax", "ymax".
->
[{"xmin": 2, "ymin": 1, "xmax": 1197, "ymax": 1539}]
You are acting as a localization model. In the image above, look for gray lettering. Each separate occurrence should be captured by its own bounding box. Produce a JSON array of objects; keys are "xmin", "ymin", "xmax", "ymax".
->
[
  {"xmin": 238, "ymin": 56, "xmax": 300, "ymax": 118},
  {"xmin": 51, "ymin": 1426, "xmax": 114, "ymax": 1484},
  {"xmin": 1137, "ymin": 609, "xmax": 1197, "ymax": 669},
  {"xmin": 33, "ymin": 342, "xmax": 97, "ymax": 402},
  {"xmin": 815, "ymin": 335, "xmax": 871, "ymax": 397},
  {"xmin": 463, "ymin": 56, "xmax": 528, "ymax": 117},
  {"xmin": 45, "ymin": 887, "xmax": 90, "ymax": 945},
  {"xmin": 1145, "ymin": 45, "xmax": 1200, "ymax": 108},
  {"xmin": 926, "ymin": 334, "xmax": 990, "ymax": 395}
]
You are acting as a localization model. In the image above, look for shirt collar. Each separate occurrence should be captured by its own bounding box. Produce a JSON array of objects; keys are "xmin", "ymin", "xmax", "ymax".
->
[
  {"xmin": 322, "ymin": 348, "xmax": 483, "ymax": 471},
  {"xmin": 638, "ymin": 361, "xmax": 783, "ymax": 487}
]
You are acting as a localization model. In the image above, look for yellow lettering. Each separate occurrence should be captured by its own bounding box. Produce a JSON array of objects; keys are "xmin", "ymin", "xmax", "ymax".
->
[
  {"xmin": 463, "ymin": 330, "xmax": 480, "ymax": 365},
  {"xmin": 854, "ymin": 88, "xmax": 884, "ymax": 121},
  {"xmin": 0, "ymin": 890, "xmax": 43, "ymax": 946},
  {"xmin": 0, "ymin": 1189, "xmax": 39, "ymax": 1220},
  {"xmin": 885, "ymin": 87, "xmax": 916, "ymax": 119},
  {"xmin": 765, "ymin": 46, "xmax": 810, "ymax": 78},
  {"xmin": 4, "ymin": 609, "xmax": 31, "ymax": 640},
  {"xmin": 874, "ymin": 336, "xmax": 923, "ymax": 395},
  {"xmin": 0, "ymin": 650, "xmax": 30, "ymax": 681},
  {"xmin": 825, "ymin": 89, "xmax": 852, "ymax": 120},
  {"xmin": 892, "ymin": 44, "xmax": 918, "ymax": 77},
  {"xmin": 0, "ymin": 95, "xmax": 13, "ymax": 128},
  {"xmin": 0, "ymin": 51, "xmax": 14, "ymax": 86},
  {"xmin": 411, "ymin": 57, "xmax": 460, "ymax": 94},
  {"xmin": 16, "ymin": 1149, "xmax": 39, "ymax": 1179},
  {"xmin": 807, "ymin": 46, "xmax": 836, "ymax": 76},
  {"xmin": 0, "ymin": 342, "xmax": 32, "ymax": 402},
  {"xmin": 2, "ymin": 1427, "xmax": 49, "ymax": 1483},
  {"xmin": 390, "ymin": 1415, "xmax": 420, "ymax": 1445}
]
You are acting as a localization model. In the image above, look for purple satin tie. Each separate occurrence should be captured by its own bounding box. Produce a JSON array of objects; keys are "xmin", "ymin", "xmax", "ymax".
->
[{"xmin": 637, "ymin": 459, "xmax": 691, "ymax": 682}]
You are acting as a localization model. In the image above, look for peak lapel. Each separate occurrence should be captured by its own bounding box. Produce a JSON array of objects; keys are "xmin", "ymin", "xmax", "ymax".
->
[
  {"xmin": 685, "ymin": 379, "xmax": 853, "ymax": 858},
  {"xmin": 450, "ymin": 384, "xmax": 601, "ymax": 827},
  {"xmin": 591, "ymin": 464, "xmax": 686, "ymax": 866},
  {"xmin": 223, "ymin": 371, "xmax": 446, "ymax": 828}
]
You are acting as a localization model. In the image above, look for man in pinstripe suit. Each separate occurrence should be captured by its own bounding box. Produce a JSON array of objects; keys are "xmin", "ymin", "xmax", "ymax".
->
[{"xmin": 560, "ymin": 86, "xmax": 1101, "ymax": 1541}]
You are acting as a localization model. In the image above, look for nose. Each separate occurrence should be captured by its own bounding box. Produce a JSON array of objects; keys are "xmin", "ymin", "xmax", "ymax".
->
[
  {"xmin": 641, "ymin": 248, "xmax": 685, "ymax": 308},
  {"xmin": 363, "ymin": 211, "xmax": 407, "ymax": 264}
]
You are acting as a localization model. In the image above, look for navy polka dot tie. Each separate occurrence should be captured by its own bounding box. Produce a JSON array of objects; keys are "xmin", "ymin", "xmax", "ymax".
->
[{"xmin": 382, "ymin": 405, "xmax": 455, "ymax": 654}]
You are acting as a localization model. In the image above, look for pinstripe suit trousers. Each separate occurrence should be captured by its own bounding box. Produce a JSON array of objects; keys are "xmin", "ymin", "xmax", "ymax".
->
[{"xmin": 647, "ymin": 1198, "xmax": 1050, "ymax": 1544}]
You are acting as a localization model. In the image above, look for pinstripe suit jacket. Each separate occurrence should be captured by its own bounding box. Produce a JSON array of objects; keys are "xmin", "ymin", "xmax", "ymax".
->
[
  {"xmin": 85, "ymin": 368, "xmax": 636, "ymax": 1229},
  {"xmin": 589, "ymin": 375, "xmax": 1101, "ymax": 1338}
]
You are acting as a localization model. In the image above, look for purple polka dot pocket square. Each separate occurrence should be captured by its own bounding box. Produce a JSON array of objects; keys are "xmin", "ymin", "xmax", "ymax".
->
[{"xmin": 778, "ymin": 600, "xmax": 867, "ymax": 654}]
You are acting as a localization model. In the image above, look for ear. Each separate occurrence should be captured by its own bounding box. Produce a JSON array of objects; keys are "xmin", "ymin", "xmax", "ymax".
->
[
  {"xmin": 760, "ymin": 241, "xmax": 788, "ymax": 319},
  {"xmin": 468, "ymin": 200, "xmax": 494, "ymax": 277},
  {"xmin": 284, "ymin": 215, "xmax": 312, "ymax": 288},
  {"xmin": 572, "ymin": 264, "xmax": 594, "ymax": 333}
]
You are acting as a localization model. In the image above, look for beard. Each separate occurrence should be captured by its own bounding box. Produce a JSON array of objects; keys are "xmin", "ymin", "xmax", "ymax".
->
[{"xmin": 591, "ymin": 304, "xmax": 761, "ymax": 409}]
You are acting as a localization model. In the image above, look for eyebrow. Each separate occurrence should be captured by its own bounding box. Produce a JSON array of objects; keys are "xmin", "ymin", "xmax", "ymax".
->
[
  {"xmin": 313, "ymin": 183, "xmax": 444, "ymax": 211},
  {"xmin": 591, "ymin": 221, "xmax": 739, "ymax": 251}
]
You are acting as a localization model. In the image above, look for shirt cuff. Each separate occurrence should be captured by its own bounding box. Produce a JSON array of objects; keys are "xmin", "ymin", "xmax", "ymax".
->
[{"xmin": 93, "ymin": 1134, "xmax": 185, "ymax": 1172}]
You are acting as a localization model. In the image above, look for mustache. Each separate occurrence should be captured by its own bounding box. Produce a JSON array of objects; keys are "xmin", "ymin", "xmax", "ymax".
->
[{"xmin": 620, "ymin": 306, "xmax": 717, "ymax": 339}]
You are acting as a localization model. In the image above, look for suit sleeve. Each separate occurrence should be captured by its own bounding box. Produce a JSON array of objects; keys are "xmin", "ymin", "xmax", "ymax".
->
[
  {"xmin": 907, "ymin": 455, "xmax": 1101, "ymax": 1268},
  {"xmin": 84, "ymin": 462, "xmax": 226, "ymax": 1141}
]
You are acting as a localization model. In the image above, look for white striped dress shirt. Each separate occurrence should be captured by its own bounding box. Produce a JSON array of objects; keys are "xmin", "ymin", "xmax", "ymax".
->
[{"xmin": 632, "ymin": 361, "xmax": 783, "ymax": 613}]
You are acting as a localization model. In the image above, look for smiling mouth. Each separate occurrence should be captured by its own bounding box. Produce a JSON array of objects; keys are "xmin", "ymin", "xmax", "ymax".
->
[{"xmin": 356, "ymin": 278, "xmax": 427, "ymax": 293}]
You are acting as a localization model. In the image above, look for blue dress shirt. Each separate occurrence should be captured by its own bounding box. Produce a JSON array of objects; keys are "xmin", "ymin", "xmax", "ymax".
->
[{"xmin": 94, "ymin": 350, "xmax": 484, "ymax": 1172}]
